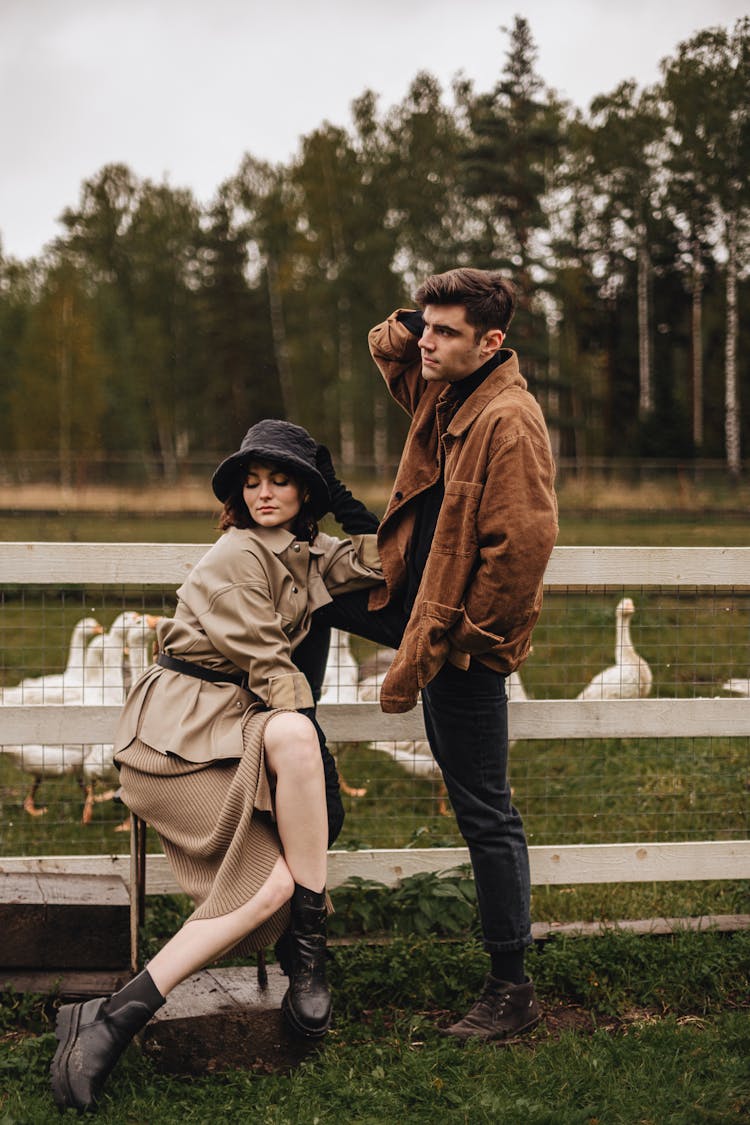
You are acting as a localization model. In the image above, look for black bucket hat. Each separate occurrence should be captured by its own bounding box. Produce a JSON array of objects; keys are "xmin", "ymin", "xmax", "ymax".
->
[{"xmin": 212, "ymin": 419, "xmax": 330, "ymax": 518}]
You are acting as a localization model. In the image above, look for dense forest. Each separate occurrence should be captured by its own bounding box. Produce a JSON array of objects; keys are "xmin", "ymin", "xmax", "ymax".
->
[{"xmin": 0, "ymin": 17, "xmax": 748, "ymax": 485}]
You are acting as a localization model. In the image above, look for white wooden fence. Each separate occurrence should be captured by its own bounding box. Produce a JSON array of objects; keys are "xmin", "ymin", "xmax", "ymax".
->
[{"xmin": 1, "ymin": 543, "xmax": 749, "ymax": 893}]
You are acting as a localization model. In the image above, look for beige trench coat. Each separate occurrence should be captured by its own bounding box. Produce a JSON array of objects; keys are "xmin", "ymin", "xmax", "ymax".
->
[{"xmin": 114, "ymin": 524, "xmax": 382, "ymax": 764}]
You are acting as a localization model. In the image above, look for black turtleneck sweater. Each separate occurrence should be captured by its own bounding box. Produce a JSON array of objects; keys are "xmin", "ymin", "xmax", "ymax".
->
[{"xmin": 402, "ymin": 350, "xmax": 505, "ymax": 614}]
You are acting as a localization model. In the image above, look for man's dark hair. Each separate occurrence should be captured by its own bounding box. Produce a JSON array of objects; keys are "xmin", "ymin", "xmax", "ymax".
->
[{"xmin": 415, "ymin": 268, "xmax": 516, "ymax": 338}]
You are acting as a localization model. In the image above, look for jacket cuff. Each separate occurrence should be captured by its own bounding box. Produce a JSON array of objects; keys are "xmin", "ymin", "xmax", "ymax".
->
[
  {"xmin": 267, "ymin": 672, "xmax": 315, "ymax": 709},
  {"xmin": 351, "ymin": 533, "xmax": 381, "ymax": 570}
]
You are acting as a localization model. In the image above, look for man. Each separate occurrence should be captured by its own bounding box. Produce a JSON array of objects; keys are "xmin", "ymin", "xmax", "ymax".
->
[{"xmin": 310, "ymin": 267, "xmax": 558, "ymax": 1040}]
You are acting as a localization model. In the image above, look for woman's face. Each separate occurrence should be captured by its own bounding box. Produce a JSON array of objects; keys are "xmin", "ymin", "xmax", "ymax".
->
[{"xmin": 242, "ymin": 460, "xmax": 305, "ymax": 532}]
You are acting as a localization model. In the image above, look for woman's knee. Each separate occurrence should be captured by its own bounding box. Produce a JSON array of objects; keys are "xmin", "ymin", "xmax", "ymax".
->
[
  {"xmin": 264, "ymin": 712, "xmax": 321, "ymax": 776},
  {"xmin": 264, "ymin": 858, "xmax": 295, "ymax": 910}
]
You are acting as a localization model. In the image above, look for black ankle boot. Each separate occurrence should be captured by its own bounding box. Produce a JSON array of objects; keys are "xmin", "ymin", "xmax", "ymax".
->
[
  {"xmin": 50, "ymin": 969, "xmax": 164, "ymax": 1111},
  {"xmin": 280, "ymin": 883, "xmax": 331, "ymax": 1039}
]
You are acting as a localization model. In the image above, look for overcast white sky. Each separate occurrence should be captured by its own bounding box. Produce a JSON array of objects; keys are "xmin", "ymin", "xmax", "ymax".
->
[{"xmin": 1, "ymin": 0, "xmax": 747, "ymax": 261}]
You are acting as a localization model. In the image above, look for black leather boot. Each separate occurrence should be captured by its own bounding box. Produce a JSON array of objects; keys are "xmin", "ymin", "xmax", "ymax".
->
[
  {"xmin": 280, "ymin": 883, "xmax": 331, "ymax": 1039},
  {"xmin": 50, "ymin": 969, "xmax": 164, "ymax": 1111}
]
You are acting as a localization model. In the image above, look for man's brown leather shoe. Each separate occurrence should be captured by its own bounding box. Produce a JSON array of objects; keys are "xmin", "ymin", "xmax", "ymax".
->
[{"xmin": 441, "ymin": 975, "xmax": 541, "ymax": 1042}]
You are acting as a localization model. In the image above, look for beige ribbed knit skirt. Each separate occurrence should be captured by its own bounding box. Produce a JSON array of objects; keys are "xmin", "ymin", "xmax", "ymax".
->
[{"xmin": 116, "ymin": 707, "xmax": 289, "ymax": 956}]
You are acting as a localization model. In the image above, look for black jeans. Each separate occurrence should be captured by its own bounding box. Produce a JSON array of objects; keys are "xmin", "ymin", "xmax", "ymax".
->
[{"xmin": 297, "ymin": 590, "xmax": 532, "ymax": 953}]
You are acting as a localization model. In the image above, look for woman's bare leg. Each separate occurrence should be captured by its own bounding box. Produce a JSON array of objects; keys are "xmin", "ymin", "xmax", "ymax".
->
[
  {"xmin": 146, "ymin": 855, "xmax": 293, "ymax": 996},
  {"xmin": 263, "ymin": 711, "xmax": 328, "ymax": 892}
]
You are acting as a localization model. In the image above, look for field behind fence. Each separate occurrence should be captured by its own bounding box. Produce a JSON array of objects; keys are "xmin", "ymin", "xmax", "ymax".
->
[{"xmin": 1, "ymin": 542, "xmax": 748, "ymax": 898}]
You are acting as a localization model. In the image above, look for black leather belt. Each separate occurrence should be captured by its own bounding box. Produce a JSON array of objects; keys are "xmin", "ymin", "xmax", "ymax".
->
[{"xmin": 157, "ymin": 652, "xmax": 250, "ymax": 691}]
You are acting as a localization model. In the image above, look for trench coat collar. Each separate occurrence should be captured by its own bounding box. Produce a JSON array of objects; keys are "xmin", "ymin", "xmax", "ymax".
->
[
  {"xmin": 441, "ymin": 349, "xmax": 527, "ymax": 438},
  {"xmin": 250, "ymin": 525, "xmax": 325, "ymax": 557}
]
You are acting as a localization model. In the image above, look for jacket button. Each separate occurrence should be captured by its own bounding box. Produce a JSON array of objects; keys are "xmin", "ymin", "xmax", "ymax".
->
[
  {"xmin": 293, "ymin": 543, "xmax": 300, "ymax": 552},
  {"xmin": 292, "ymin": 586, "xmax": 298, "ymax": 594},
  {"xmin": 394, "ymin": 490, "xmax": 403, "ymax": 501},
  {"xmin": 236, "ymin": 701, "xmax": 243, "ymax": 708}
]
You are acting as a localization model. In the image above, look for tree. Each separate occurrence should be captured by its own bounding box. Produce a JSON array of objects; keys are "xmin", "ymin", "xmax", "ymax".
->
[
  {"xmin": 381, "ymin": 72, "xmax": 469, "ymax": 285},
  {"xmin": 195, "ymin": 190, "xmax": 282, "ymax": 447},
  {"xmin": 459, "ymin": 17, "xmax": 560, "ymax": 271},
  {"xmin": 457, "ymin": 15, "xmax": 563, "ymax": 359},
  {"xmin": 10, "ymin": 263, "xmax": 108, "ymax": 484},
  {"xmin": 124, "ymin": 181, "xmax": 203, "ymax": 478},
  {"xmin": 228, "ymin": 156, "xmax": 304, "ymax": 424},
  {"xmin": 0, "ymin": 251, "xmax": 38, "ymax": 457},
  {"xmin": 662, "ymin": 18, "xmax": 750, "ymax": 477},
  {"xmin": 582, "ymin": 81, "xmax": 667, "ymax": 427}
]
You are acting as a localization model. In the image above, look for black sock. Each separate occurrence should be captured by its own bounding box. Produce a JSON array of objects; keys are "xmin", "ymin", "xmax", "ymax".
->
[
  {"xmin": 104, "ymin": 968, "xmax": 165, "ymax": 1016},
  {"xmin": 490, "ymin": 950, "xmax": 525, "ymax": 986}
]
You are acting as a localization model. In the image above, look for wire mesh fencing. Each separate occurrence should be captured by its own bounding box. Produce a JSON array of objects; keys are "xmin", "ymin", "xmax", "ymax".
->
[{"xmin": 1, "ymin": 577, "xmax": 749, "ymax": 857}]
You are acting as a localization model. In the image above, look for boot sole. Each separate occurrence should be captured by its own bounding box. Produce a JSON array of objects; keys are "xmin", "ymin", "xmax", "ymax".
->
[
  {"xmin": 281, "ymin": 990, "xmax": 331, "ymax": 1040},
  {"xmin": 50, "ymin": 1003, "xmax": 86, "ymax": 1111}
]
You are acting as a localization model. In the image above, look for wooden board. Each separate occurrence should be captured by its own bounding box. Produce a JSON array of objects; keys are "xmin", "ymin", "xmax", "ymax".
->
[
  {"xmin": 0, "ymin": 969, "xmax": 132, "ymax": 997},
  {"xmin": 142, "ymin": 965, "xmax": 322, "ymax": 1075},
  {"xmin": 0, "ymin": 872, "xmax": 130, "ymax": 970},
  {"xmin": 3, "ymin": 543, "xmax": 750, "ymax": 587},
  {"xmin": 3, "ymin": 839, "xmax": 749, "ymax": 891}
]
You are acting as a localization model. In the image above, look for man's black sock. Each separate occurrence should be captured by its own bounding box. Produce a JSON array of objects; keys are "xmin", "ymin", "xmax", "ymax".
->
[{"xmin": 490, "ymin": 950, "xmax": 525, "ymax": 985}]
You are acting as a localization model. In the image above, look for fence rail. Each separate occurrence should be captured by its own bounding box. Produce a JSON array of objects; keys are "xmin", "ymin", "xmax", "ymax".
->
[{"xmin": 1, "ymin": 543, "xmax": 749, "ymax": 891}]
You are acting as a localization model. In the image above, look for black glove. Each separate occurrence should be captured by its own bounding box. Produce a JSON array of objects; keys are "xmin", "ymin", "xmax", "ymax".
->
[
  {"xmin": 298, "ymin": 707, "xmax": 345, "ymax": 847},
  {"xmin": 315, "ymin": 445, "xmax": 380, "ymax": 534},
  {"xmin": 397, "ymin": 309, "xmax": 425, "ymax": 337}
]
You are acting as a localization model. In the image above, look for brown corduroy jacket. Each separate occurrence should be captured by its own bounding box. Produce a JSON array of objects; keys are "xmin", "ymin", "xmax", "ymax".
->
[{"xmin": 368, "ymin": 310, "xmax": 558, "ymax": 714}]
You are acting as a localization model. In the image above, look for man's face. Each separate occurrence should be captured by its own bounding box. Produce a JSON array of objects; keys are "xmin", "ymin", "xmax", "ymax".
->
[{"xmin": 418, "ymin": 304, "xmax": 504, "ymax": 383}]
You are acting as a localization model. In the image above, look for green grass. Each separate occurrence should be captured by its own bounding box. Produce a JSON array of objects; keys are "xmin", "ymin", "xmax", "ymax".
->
[
  {"xmin": 2, "ymin": 932, "xmax": 749, "ymax": 1123},
  {"xmin": 1, "ymin": 498, "xmax": 749, "ymax": 1119},
  {"xmin": 2, "ymin": 576, "xmax": 749, "ymax": 911}
]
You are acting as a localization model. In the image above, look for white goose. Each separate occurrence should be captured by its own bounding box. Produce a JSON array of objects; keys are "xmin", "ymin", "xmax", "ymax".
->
[
  {"xmin": 721, "ymin": 676, "xmax": 750, "ymax": 696},
  {"xmin": 576, "ymin": 597, "xmax": 652, "ymax": 700},
  {"xmin": 357, "ymin": 656, "xmax": 529, "ymax": 813},
  {"xmin": 0, "ymin": 617, "xmax": 103, "ymax": 704},
  {"xmin": 355, "ymin": 651, "xmax": 447, "ymax": 811},
  {"xmin": 75, "ymin": 610, "xmax": 145, "ymax": 705},
  {"xmin": 0, "ymin": 612, "xmax": 144, "ymax": 818},
  {"xmin": 319, "ymin": 628, "xmax": 369, "ymax": 797},
  {"xmin": 81, "ymin": 617, "xmax": 161, "ymax": 824},
  {"xmin": 319, "ymin": 628, "xmax": 361, "ymax": 705}
]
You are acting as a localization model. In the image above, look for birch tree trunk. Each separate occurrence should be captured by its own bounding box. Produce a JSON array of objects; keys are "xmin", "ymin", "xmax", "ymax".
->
[
  {"xmin": 266, "ymin": 256, "xmax": 298, "ymax": 420},
  {"xmin": 337, "ymin": 292, "xmax": 355, "ymax": 471},
  {"xmin": 691, "ymin": 248, "xmax": 704, "ymax": 453},
  {"xmin": 57, "ymin": 293, "xmax": 73, "ymax": 490},
  {"xmin": 373, "ymin": 394, "xmax": 389, "ymax": 478},
  {"xmin": 724, "ymin": 212, "xmax": 740, "ymax": 478},
  {"xmin": 637, "ymin": 226, "xmax": 652, "ymax": 418},
  {"xmin": 545, "ymin": 310, "xmax": 561, "ymax": 463}
]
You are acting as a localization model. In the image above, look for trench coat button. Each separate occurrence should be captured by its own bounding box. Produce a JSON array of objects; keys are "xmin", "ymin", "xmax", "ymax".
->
[
  {"xmin": 292, "ymin": 586, "xmax": 298, "ymax": 593},
  {"xmin": 293, "ymin": 543, "xmax": 300, "ymax": 552},
  {"xmin": 236, "ymin": 701, "xmax": 243, "ymax": 709},
  {"xmin": 394, "ymin": 490, "xmax": 403, "ymax": 501}
]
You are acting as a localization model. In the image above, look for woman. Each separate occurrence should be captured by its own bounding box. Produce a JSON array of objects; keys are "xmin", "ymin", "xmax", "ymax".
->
[{"xmin": 50, "ymin": 419, "xmax": 383, "ymax": 1113}]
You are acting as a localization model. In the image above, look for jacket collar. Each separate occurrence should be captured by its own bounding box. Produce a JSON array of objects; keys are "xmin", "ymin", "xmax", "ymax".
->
[
  {"xmin": 442, "ymin": 349, "xmax": 527, "ymax": 437},
  {"xmin": 246, "ymin": 525, "xmax": 323, "ymax": 556}
]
